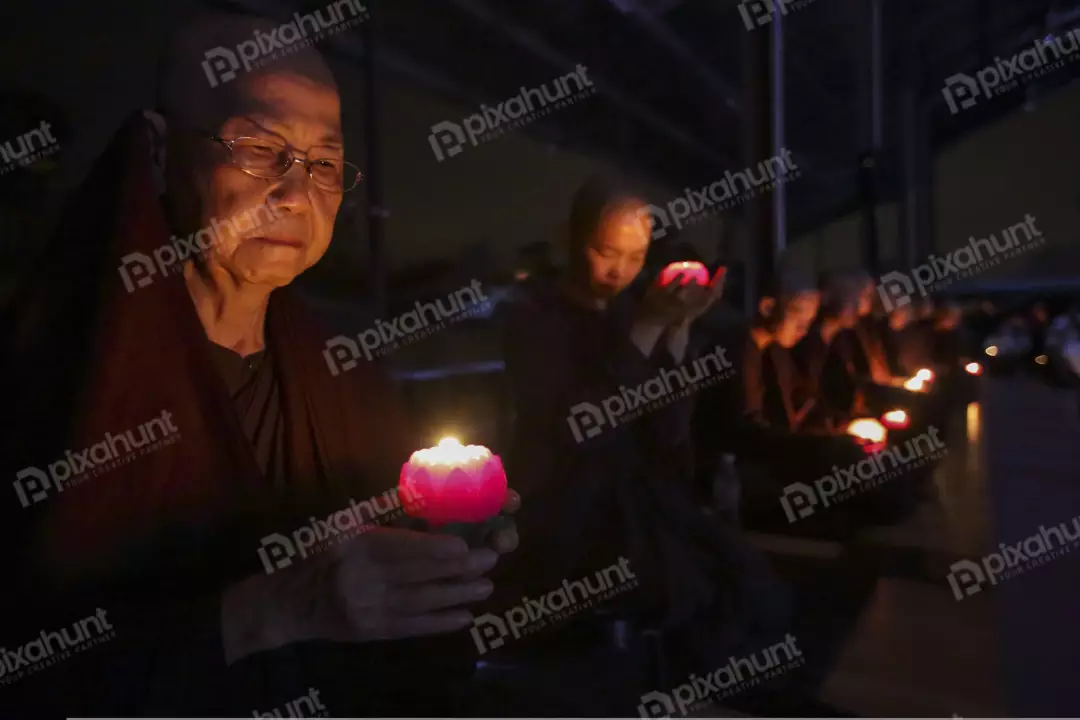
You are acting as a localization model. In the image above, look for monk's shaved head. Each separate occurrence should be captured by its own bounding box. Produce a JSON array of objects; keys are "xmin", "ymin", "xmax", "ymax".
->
[
  {"xmin": 157, "ymin": 7, "xmax": 338, "ymax": 132},
  {"xmin": 153, "ymin": 6, "xmax": 349, "ymax": 292}
]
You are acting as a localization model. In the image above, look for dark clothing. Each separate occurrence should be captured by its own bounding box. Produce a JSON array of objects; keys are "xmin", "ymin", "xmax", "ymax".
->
[
  {"xmin": 743, "ymin": 337, "xmax": 817, "ymax": 432},
  {"xmin": 795, "ymin": 329, "xmax": 861, "ymax": 429},
  {"xmin": 851, "ymin": 317, "xmax": 892, "ymax": 382},
  {"xmin": 497, "ymin": 280, "xmax": 792, "ymax": 709},
  {"xmin": 208, "ymin": 343, "xmax": 287, "ymax": 484},
  {"xmin": 0, "ymin": 115, "xmax": 471, "ymax": 718},
  {"xmin": 886, "ymin": 320, "xmax": 936, "ymax": 377}
]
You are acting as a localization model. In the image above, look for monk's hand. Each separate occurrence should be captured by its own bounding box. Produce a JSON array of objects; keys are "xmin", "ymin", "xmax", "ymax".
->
[
  {"xmin": 683, "ymin": 270, "xmax": 725, "ymax": 322},
  {"xmin": 222, "ymin": 527, "xmax": 502, "ymax": 662},
  {"xmin": 638, "ymin": 278, "xmax": 695, "ymax": 328}
]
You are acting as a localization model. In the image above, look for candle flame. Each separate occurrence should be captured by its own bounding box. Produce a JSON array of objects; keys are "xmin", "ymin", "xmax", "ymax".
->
[
  {"xmin": 882, "ymin": 409, "xmax": 909, "ymax": 427},
  {"xmin": 847, "ymin": 418, "xmax": 887, "ymax": 443},
  {"xmin": 985, "ymin": 345, "xmax": 999, "ymax": 357},
  {"xmin": 965, "ymin": 361, "xmax": 982, "ymax": 375},
  {"xmin": 903, "ymin": 376, "xmax": 926, "ymax": 392},
  {"xmin": 916, "ymin": 368, "xmax": 934, "ymax": 381},
  {"xmin": 411, "ymin": 437, "xmax": 491, "ymax": 467}
]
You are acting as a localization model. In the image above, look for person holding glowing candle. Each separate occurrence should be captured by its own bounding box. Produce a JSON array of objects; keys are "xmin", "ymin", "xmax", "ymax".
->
[
  {"xmin": 0, "ymin": 12, "xmax": 521, "ymax": 718},
  {"xmin": 497, "ymin": 177, "xmax": 857, "ymax": 716}
]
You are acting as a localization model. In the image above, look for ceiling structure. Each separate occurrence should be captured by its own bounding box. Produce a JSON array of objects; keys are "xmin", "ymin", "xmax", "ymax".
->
[
  {"xmin": 359, "ymin": 0, "xmax": 1080, "ymax": 234},
  {"xmin": 209, "ymin": 0, "xmax": 1080, "ymax": 282}
]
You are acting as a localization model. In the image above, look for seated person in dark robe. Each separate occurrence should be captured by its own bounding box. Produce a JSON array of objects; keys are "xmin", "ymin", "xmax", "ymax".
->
[
  {"xmin": 887, "ymin": 299, "xmax": 936, "ymax": 376},
  {"xmin": 493, "ymin": 177, "xmax": 836, "ymax": 716},
  {"xmin": 795, "ymin": 272, "xmax": 865, "ymax": 429},
  {"xmin": 736, "ymin": 275, "xmax": 883, "ymax": 531},
  {"xmin": 0, "ymin": 11, "xmax": 517, "ymax": 718},
  {"xmin": 834, "ymin": 273, "xmax": 922, "ymax": 413},
  {"xmin": 933, "ymin": 302, "xmax": 966, "ymax": 369}
]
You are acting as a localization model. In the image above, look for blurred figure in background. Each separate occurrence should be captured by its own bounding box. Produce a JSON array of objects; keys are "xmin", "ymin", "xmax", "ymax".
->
[
  {"xmin": 886, "ymin": 297, "xmax": 936, "ymax": 377},
  {"xmin": 795, "ymin": 270, "xmax": 865, "ymax": 429},
  {"xmin": 933, "ymin": 301, "xmax": 965, "ymax": 370}
]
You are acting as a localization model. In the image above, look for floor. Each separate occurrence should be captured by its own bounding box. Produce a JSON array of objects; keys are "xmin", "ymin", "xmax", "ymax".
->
[{"xmin": 746, "ymin": 401, "xmax": 1010, "ymax": 718}]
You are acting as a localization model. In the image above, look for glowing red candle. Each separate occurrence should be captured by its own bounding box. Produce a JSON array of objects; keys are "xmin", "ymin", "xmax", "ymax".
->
[
  {"xmin": 399, "ymin": 438, "xmax": 508, "ymax": 526},
  {"xmin": 847, "ymin": 418, "xmax": 888, "ymax": 455},
  {"xmin": 881, "ymin": 409, "xmax": 910, "ymax": 430},
  {"xmin": 660, "ymin": 261, "xmax": 711, "ymax": 287}
]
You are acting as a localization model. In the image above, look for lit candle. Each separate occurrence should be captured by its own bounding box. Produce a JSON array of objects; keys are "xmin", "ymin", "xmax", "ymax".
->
[
  {"xmin": 965, "ymin": 361, "xmax": 982, "ymax": 376},
  {"xmin": 659, "ymin": 261, "xmax": 711, "ymax": 287},
  {"xmin": 902, "ymin": 375, "xmax": 927, "ymax": 392},
  {"xmin": 881, "ymin": 409, "xmax": 910, "ymax": 430},
  {"xmin": 399, "ymin": 437, "xmax": 508, "ymax": 527},
  {"xmin": 915, "ymin": 368, "xmax": 934, "ymax": 382},
  {"xmin": 847, "ymin": 418, "xmax": 888, "ymax": 454}
]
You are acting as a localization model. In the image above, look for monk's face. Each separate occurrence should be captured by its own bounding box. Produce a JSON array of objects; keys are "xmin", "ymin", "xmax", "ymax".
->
[
  {"xmin": 583, "ymin": 201, "xmax": 650, "ymax": 300},
  {"xmin": 186, "ymin": 71, "xmax": 345, "ymax": 288},
  {"xmin": 775, "ymin": 291, "xmax": 820, "ymax": 348}
]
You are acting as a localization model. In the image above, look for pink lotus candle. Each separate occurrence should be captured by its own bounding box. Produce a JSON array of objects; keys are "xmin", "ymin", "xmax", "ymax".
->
[
  {"xmin": 660, "ymin": 261, "xmax": 711, "ymax": 287},
  {"xmin": 399, "ymin": 438, "xmax": 508, "ymax": 526}
]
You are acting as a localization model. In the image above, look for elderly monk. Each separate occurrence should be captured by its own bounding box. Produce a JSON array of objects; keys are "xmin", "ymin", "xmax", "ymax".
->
[{"xmin": 0, "ymin": 10, "xmax": 515, "ymax": 718}]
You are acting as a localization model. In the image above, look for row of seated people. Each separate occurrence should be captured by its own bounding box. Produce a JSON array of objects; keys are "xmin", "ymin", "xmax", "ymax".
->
[
  {"xmin": 475, "ymin": 177, "xmax": 963, "ymax": 716},
  {"xmin": 699, "ymin": 271, "xmax": 961, "ymax": 537}
]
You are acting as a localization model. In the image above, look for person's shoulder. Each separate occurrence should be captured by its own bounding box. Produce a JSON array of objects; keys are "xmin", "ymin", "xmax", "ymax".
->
[{"xmin": 500, "ymin": 278, "xmax": 559, "ymax": 322}]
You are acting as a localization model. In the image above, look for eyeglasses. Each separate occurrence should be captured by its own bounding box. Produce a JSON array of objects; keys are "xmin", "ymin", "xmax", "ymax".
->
[{"xmin": 211, "ymin": 135, "xmax": 363, "ymax": 193}]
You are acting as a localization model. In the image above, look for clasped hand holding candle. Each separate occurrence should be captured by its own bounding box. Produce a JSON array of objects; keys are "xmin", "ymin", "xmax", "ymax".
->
[{"xmin": 645, "ymin": 262, "xmax": 726, "ymax": 324}]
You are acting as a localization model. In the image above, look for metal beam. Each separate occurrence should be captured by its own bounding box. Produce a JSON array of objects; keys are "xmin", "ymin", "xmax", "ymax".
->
[{"xmin": 440, "ymin": 0, "xmax": 734, "ymax": 167}]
